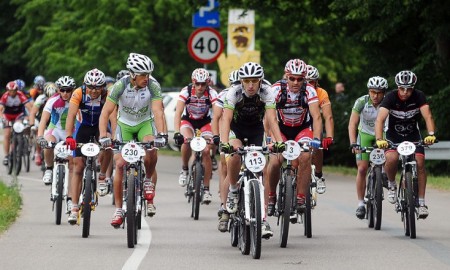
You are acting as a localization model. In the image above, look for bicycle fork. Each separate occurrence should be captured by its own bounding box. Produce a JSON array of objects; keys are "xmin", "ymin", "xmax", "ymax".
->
[
  {"xmin": 51, "ymin": 162, "xmax": 69, "ymax": 201},
  {"xmin": 243, "ymin": 177, "xmax": 265, "ymax": 224}
]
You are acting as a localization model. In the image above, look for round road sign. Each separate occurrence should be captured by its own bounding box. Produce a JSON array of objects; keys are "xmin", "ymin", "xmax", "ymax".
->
[{"xmin": 188, "ymin": 27, "xmax": 224, "ymax": 64}]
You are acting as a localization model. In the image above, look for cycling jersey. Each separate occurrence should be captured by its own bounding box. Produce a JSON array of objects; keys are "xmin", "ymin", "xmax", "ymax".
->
[
  {"xmin": 33, "ymin": 94, "xmax": 50, "ymax": 120},
  {"xmin": 215, "ymin": 89, "xmax": 229, "ymax": 109},
  {"xmin": 178, "ymin": 85, "xmax": 218, "ymax": 120},
  {"xmin": 29, "ymin": 87, "xmax": 41, "ymax": 101},
  {"xmin": 108, "ymin": 75, "xmax": 162, "ymax": 126},
  {"xmin": 0, "ymin": 91, "xmax": 29, "ymax": 115},
  {"xmin": 43, "ymin": 94, "xmax": 70, "ymax": 130},
  {"xmin": 352, "ymin": 94, "xmax": 380, "ymax": 136},
  {"xmin": 70, "ymin": 86, "xmax": 107, "ymax": 126},
  {"xmin": 272, "ymin": 81, "xmax": 318, "ymax": 128},
  {"xmin": 316, "ymin": 87, "xmax": 331, "ymax": 108},
  {"xmin": 380, "ymin": 89, "xmax": 426, "ymax": 138}
]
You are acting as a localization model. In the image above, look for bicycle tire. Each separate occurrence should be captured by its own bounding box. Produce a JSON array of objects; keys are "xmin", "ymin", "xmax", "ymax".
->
[
  {"xmin": 82, "ymin": 167, "xmax": 93, "ymax": 238},
  {"xmin": 23, "ymin": 137, "xmax": 30, "ymax": 172},
  {"xmin": 367, "ymin": 167, "xmax": 375, "ymax": 228},
  {"xmin": 304, "ymin": 184, "xmax": 312, "ymax": 238},
  {"xmin": 249, "ymin": 180, "xmax": 262, "ymax": 259},
  {"xmin": 40, "ymin": 150, "xmax": 46, "ymax": 176},
  {"xmin": 137, "ymin": 168, "xmax": 143, "ymax": 230},
  {"xmin": 14, "ymin": 135, "xmax": 22, "ymax": 176},
  {"xmin": 238, "ymin": 186, "xmax": 250, "ymax": 255},
  {"xmin": 127, "ymin": 167, "xmax": 137, "ymax": 248},
  {"xmin": 230, "ymin": 218, "xmax": 238, "ymax": 247},
  {"xmin": 373, "ymin": 166, "xmax": 383, "ymax": 230},
  {"xmin": 399, "ymin": 173, "xmax": 410, "ymax": 236},
  {"xmin": 55, "ymin": 166, "xmax": 64, "ymax": 225},
  {"xmin": 405, "ymin": 170, "xmax": 416, "ymax": 239},
  {"xmin": 192, "ymin": 160, "xmax": 203, "ymax": 220},
  {"xmin": 8, "ymin": 141, "xmax": 14, "ymax": 175},
  {"xmin": 280, "ymin": 172, "xmax": 293, "ymax": 248}
]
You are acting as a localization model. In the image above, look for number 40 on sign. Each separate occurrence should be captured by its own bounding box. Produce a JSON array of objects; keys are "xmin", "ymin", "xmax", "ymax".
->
[{"xmin": 188, "ymin": 27, "xmax": 224, "ymax": 64}]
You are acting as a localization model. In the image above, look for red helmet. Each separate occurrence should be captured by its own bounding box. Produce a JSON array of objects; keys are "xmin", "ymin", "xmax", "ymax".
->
[{"xmin": 6, "ymin": 81, "xmax": 18, "ymax": 91}]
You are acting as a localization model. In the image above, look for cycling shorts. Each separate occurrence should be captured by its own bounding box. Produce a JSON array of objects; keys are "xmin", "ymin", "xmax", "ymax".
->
[
  {"xmin": 280, "ymin": 125, "xmax": 313, "ymax": 143},
  {"xmin": 230, "ymin": 124, "xmax": 264, "ymax": 146},
  {"xmin": 73, "ymin": 124, "xmax": 99, "ymax": 157},
  {"xmin": 115, "ymin": 119, "xmax": 156, "ymax": 143},
  {"xmin": 3, "ymin": 113, "xmax": 24, "ymax": 124},
  {"xmin": 356, "ymin": 131, "xmax": 375, "ymax": 161},
  {"xmin": 386, "ymin": 131, "xmax": 424, "ymax": 156},
  {"xmin": 180, "ymin": 120, "xmax": 212, "ymax": 138},
  {"xmin": 45, "ymin": 127, "xmax": 66, "ymax": 142}
]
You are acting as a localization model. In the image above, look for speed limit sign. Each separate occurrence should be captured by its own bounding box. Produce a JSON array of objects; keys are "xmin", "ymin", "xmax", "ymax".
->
[{"xmin": 188, "ymin": 27, "xmax": 224, "ymax": 64}]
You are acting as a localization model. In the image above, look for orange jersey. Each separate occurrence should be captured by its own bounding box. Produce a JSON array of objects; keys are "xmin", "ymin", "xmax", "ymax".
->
[
  {"xmin": 29, "ymin": 87, "xmax": 42, "ymax": 100},
  {"xmin": 316, "ymin": 87, "xmax": 331, "ymax": 108}
]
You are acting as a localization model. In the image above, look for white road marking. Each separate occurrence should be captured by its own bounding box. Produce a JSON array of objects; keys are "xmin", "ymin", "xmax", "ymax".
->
[{"xmin": 122, "ymin": 218, "xmax": 152, "ymax": 270}]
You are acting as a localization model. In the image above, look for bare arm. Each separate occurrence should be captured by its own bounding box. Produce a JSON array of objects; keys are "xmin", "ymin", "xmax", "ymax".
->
[
  {"xmin": 348, "ymin": 111, "xmax": 360, "ymax": 144},
  {"xmin": 321, "ymin": 103, "xmax": 334, "ymax": 138},
  {"xmin": 309, "ymin": 102, "xmax": 323, "ymax": 139},
  {"xmin": 109, "ymin": 106, "xmax": 118, "ymax": 139},
  {"xmin": 420, "ymin": 105, "xmax": 436, "ymax": 134},
  {"xmin": 38, "ymin": 111, "xmax": 51, "ymax": 137},
  {"xmin": 375, "ymin": 107, "xmax": 389, "ymax": 140},
  {"xmin": 151, "ymin": 99, "xmax": 165, "ymax": 134},
  {"xmin": 28, "ymin": 105, "xmax": 39, "ymax": 126},
  {"xmin": 265, "ymin": 108, "xmax": 283, "ymax": 142},
  {"xmin": 99, "ymin": 100, "xmax": 116, "ymax": 138},
  {"xmin": 220, "ymin": 108, "xmax": 233, "ymax": 143},
  {"xmin": 65, "ymin": 102, "xmax": 79, "ymax": 138},
  {"xmin": 173, "ymin": 100, "xmax": 185, "ymax": 133},
  {"xmin": 211, "ymin": 104, "xmax": 223, "ymax": 136}
]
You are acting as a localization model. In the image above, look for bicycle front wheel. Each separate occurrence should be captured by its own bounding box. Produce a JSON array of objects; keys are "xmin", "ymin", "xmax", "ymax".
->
[
  {"xmin": 280, "ymin": 172, "xmax": 294, "ymax": 248},
  {"xmin": 192, "ymin": 160, "xmax": 203, "ymax": 220},
  {"xmin": 82, "ymin": 167, "xmax": 93, "ymax": 238},
  {"xmin": 55, "ymin": 166, "xmax": 64, "ymax": 225},
  {"xmin": 126, "ymin": 167, "xmax": 137, "ymax": 248},
  {"xmin": 304, "ymin": 184, "xmax": 312, "ymax": 238},
  {"xmin": 23, "ymin": 137, "xmax": 30, "ymax": 172},
  {"xmin": 367, "ymin": 168, "xmax": 375, "ymax": 228},
  {"xmin": 405, "ymin": 170, "xmax": 416, "ymax": 239},
  {"xmin": 238, "ymin": 186, "xmax": 250, "ymax": 255},
  {"xmin": 14, "ymin": 136, "xmax": 22, "ymax": 176},
  {"xmin": 373, "ymin": 166, "xmax": 383, "ymax": 230},
  {"xmin": 249, "ymin": 180, "xmax": 262, "ymax": 259}
]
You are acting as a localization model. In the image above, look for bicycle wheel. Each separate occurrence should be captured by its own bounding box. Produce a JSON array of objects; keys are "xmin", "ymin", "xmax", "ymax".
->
[
  {"xmin": 280, "ymin": 172, "xmax": 294, "ymax": 248},
  {"xmin": 82, "ymin": 167, "xmax": 93, "ymax": 238},
  {"xmin": 249, "ymin": 180, "xmax": 262, "ymax": 259},
  {"xmin": 55, "ymin": 166, "xmax": 64, "ymax": 225},
  {"xmin": 230, "ymin": 217, "xmax": 238, "ymax": 247},
  {"xmin": 14, "ymin": 136, "xmax": 22, "ymax": 176},
  {"xmin": 127, "ymin": 167, "xmax": 137, "ymax": 248},
  {"xmin": 238, "ymin": 186, "xmax": 250, "ymax": 255},
  {"xmin": 304, "ymin": 184, "xmax": 312, "ymax": 238},
  {"xmin": 373, "ymin": 166, "xmax": 383, "ymax": 230},
  {"xmin": 40, "ymin": 150, "xmax": 46, "ymax": 176},
  {"xmin": 399, "ymin": 173, "xmax": 410, "ymax": 236},
  {"xmin": 8, "ymin": 142, "xmax": 14, "ymax": 175},
  {"xmin": 366, "ymin": 168, "xmax": 375, "ymax": 228},
  {"xmin": 23, "ymin": 137, "xmax": 30, "ymax": 172},
  {"xmin": 405, "ymin": 170, "xmax": 416, "ymax": 239},
  {"xmin": 137, "ymin": 168, "xmax": 143, "ymax": 230},
  {"xmin": 192, "ymin": 160, "xmax": 203, "ymax": 220}
]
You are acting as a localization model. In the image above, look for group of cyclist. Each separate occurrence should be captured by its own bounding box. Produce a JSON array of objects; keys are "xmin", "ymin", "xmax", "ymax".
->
[{"xmin": 1, "ymin": 52, "xmax": 437, "ymax": 236}]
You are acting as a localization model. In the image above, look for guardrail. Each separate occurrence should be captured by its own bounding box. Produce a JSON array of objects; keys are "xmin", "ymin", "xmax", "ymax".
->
[{"xmin": 426, "ymin": 141, "xmax": 450, "ymax": 160}]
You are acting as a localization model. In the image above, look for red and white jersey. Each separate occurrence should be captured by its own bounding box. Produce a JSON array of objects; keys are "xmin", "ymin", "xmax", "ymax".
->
[
  {"xmin": 0, "ymin": 91, "xmax": 29, "ymax": 115},
  {"xmin": 271, "ymin": 82, "xmax": 318, "ymax": 127},
  {"xmin": 178, "ymin": 86, "xmax": 218, "ymax": 120}
]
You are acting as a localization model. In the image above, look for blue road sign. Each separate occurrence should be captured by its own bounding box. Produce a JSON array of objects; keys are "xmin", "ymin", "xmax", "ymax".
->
[{"xmin": 192, "ymin": 11, "xmax": 220, "ymax": 28}]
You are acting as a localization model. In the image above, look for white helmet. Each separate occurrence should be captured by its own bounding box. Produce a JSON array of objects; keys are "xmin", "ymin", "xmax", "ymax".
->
[
  {"xmin": 116, "ymin": 69, "xmax": 129, "ymax": 81},
  {"xmin": 284, "ymin": 59, "xmax": 307, "ymax": 76},
  {"xmin": 44, "ymin": 82, "xmax": 58, "ymax": 97},
  {"xmin": 126, "ymin": 53, "xmax": 154, "ymax": 74},
  {"xmin": 191, "ymin": 68, "xmax": 210, "ymax": 83},
  {"xmin": 84, "ymin": 68, "xmax": 106, "ymax": 86},
  {"xmin": 306, "ymin": 65, "xmax": 320, "ymax": 81},
  {"xmin": 395, "ymin": 70, "xmax": 417, "ymax": 87},
  {"xmin": 228, "ymin": 70, "xmax": 240, "ymax": 85},
  {"xmin": 239, "ymin": 62, "xmax": 264, "ymax": 79},
  {"xmin": 367, "ymin": 76, "xmax": 388, "ymax": 90},
  {"xmin": 55, "ymin": 76, "xmax": 76, "ymax": 89}
]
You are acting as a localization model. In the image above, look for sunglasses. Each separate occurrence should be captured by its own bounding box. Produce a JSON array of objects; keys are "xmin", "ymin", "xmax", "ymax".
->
[
  {"xmin": 242, "ymin": 78, "xmax": 260, "ymax": 84},
  {"xmin": 369, "ymin": 90, "xmax": 384, "ymax": 95},
  {"xmin": 59, "ymin": 88, "xmax": 73, "ymax": 93},
  {"xmin": 87, "ymin": 85, "xmax": 104, "ymax": 90},
  {"xmin": 134, "ymin": 73, "xmax": 150, "ymax": 78},
  {"xmin": 195, "ymin": 82, "xmax": 207, "ymax": 86},
  {"xmin": 288, "ymin": 77, "xmax": 304, "ymax": 83},
  {"xmin": 399, "ymin": 87, "xmax": 414, "ymax": 93}
]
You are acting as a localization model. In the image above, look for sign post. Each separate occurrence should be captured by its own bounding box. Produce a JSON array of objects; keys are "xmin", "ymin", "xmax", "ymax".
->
[{"xmin": 188, "ymin": 27, "xmax": 224, "ymax": 64}]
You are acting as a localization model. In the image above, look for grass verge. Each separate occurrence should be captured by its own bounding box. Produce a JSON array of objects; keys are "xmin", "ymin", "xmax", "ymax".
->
[{"xmin": 0, "ymin": 181, "xmax": 22, "ymax": 234}]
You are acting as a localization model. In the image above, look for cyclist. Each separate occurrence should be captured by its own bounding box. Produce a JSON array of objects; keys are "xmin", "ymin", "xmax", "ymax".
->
[
  {"xmin": 375, "ymin": 70, "xmax": 436, "ymax": 219},
  {"xmin": 0, "ymin": 81, "xmax": 33, "ymax": 166},
  {"xmin": 99, "ymin": 53, "xmax": 166, "ymax": 227},
  {"xmin": 29, "ymin": 75, "xmax": 46, "ymax": 101},
  {"xmin": 15, "ymin": 79, "xmax": 26, "ymax": 92},
  {"xmin": 306, "ymin": 65, "xmax": 334, "ymax": 194},
  {"xmin": 29, "ymin": 82, "xmax": 58, "ymax": 166},
  {"xmin": 265, "ymin": 59, "xmax": 322, "ymax": 217},
  {"xmin": 36, "ymin": 76, "xmax": 76, "ymax": 185},
  {"xmin": 220, "ymin": 62, "xmax": 285, "ymax": 239},
  {"xmin": 65, "ymin": 68, "xmax": 113, "ymax": 224},
  {"xmin": 348, "ymin": 76, "xmax": 388, "ymax": 219},
  {"xmin": 173, "ymin": 68, "xmax": 218, "ymax": 204},
  {"xmin": 212, "ymin": 70, "xmax": 240, "ymax": 232}
]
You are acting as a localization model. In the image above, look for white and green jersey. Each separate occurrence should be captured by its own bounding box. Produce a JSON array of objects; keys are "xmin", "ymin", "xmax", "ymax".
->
[
  {"xmin": 352, "ymin": 94, "xmax": 380, "ymax": 135},
  {"xmin": 107, "ymin": 75, "xmax": 162, "ymax": 126}
]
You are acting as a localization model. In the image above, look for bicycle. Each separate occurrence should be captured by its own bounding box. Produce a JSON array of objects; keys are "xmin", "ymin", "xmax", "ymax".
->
[
  {"xmin": 229, "ymin": 144, "xmax": 269, "ymax": 259},
  {"xmin": 75, "ymin": 139, "xmax": 101, "ymax": 238},
  {"xmin": 184, "ymin": 129, "xmax": 211, "ymax": 220},
  {"xmin": 275, "ymin": 140, "xmax": 309, "ymax": 247},
  {"xmin": 394, "ymin": 141, "xmax": 431, "ymax": 239},
  {"xmin": 360, "ymin": 146, "xmax": 386, "ymax": 230},
  {"xmin": 5, "ymin": 119, "xmax": 29, "ymax": 176},
  {"xmin": 114, "ymin": 139, "xmax": 163, "ymax": 248},
  {"xmin": 46, "ymin": 141, "xmax": 72, "ymax": 225}
]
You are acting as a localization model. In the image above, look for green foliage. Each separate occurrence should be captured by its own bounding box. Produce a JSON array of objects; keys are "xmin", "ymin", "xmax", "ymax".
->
[{"xmin": 0, "ymin": 181, "xmax": 22, "ymax": 233}]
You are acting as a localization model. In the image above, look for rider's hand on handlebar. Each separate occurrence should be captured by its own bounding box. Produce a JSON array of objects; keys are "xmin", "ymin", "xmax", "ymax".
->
[
  {"xmin": 37, "ymin": 136, "xmax": 48, "ymax": 148},
  {"xmin": 322, "ymin": 137, "xmax": 333, "ymax": 150},
  {"xmin": 155, "ymin": 133, "xmax": 168, "ymax": 147},
  {"xmin": 272, "ymin": 141, "xmax": 285, "ymax": 153},
  {"xmin": 376, "ymin": 139, "xmax": 388, "ymax": 149},
  {"xmin": 310, "ymin": 138, "xmax": 321, "ymax": 149},
  {"xmin": 65, "ymin": 136, "xmax": 77, "ymax": 150},
  {"xmin": 173, "ymin": 132, "xmax": 184, "ymax": 146},
  {"xmin": 424, "ymin": 135, "xmax": 436, "ymax": 145},
  {"xmin": 219, "ymin": 142, "xmax": 233, "ymax": 154},
  {"xmin": 212, "ymin": 135, "xmax": 220, "ymax": 146},
  {"xmin": 99, "ymin": 137, "xmax": 112, "ymax": 148},
  {"xmin": 350, "ymin": 143, "xmax": 361, "ymax": 153}
]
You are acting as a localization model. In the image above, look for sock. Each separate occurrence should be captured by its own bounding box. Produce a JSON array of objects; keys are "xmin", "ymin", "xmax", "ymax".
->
[
  {"xmin": 388, "ymin": 180, "xmax": 396, "ymax": 188},
  {"xmin": 46, "ymin": 166, "xmax": 53, "ymax": 170},
  {"xmin": 229, "ymin": 185, "xmax": 238, "ymax": 192},
  {"xmin": 358, "ymin": 200, "xmax": 365, "ymax": 207},
  {"xmin": 418, "ymin": 198, "xmax": 425, "ymax": 206}
]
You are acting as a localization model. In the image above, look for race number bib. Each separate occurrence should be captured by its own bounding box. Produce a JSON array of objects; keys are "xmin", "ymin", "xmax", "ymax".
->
[
  {"xmin": 245, "ymin": 151, "xmax": 266, "ymax": 173},
  {"xmin": 54, "ymin": 141, "xmax": 72, "ymax": 159},
  {"xmin": 81, "ymin": 143, "xmax": 100, "ymax": 157},
  {"xmin": 369, "ymin": 148, "xmax": 386, "ymax": 165},
  {"xmin": 121, "ymin": 142, "xmax": 145, "ymax": 163},
  {"xmin": 190, "ymin": 136, "xmax": 207, "ymax": 152},
  {"xmin": 397, "ymin": 141, "xmax": 416, "ymax": 156},
  {"xmin": 282, "ymin": 140, "xmax": 301, "ymax": 161}
]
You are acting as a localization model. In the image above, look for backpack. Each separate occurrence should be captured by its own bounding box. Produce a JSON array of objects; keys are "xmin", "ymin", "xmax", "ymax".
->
[
  {"xmin": 184, "ymin": 83, "xmax": 212, "ymax": 107},
  {"xmin": 275, "ymin": 79, "xmax": 308, "ymax": 109}
]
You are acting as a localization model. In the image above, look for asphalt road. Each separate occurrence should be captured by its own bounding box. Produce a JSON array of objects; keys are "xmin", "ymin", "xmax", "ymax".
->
[{"xmin": 1, "ymin": 154, "xmax": 450, "ymax": 270}]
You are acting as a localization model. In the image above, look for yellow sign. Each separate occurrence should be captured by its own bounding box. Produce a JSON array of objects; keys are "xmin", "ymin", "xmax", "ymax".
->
[{"xmin": 217, "ymin": 51, "xmax": 260, "ymax": 86}]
